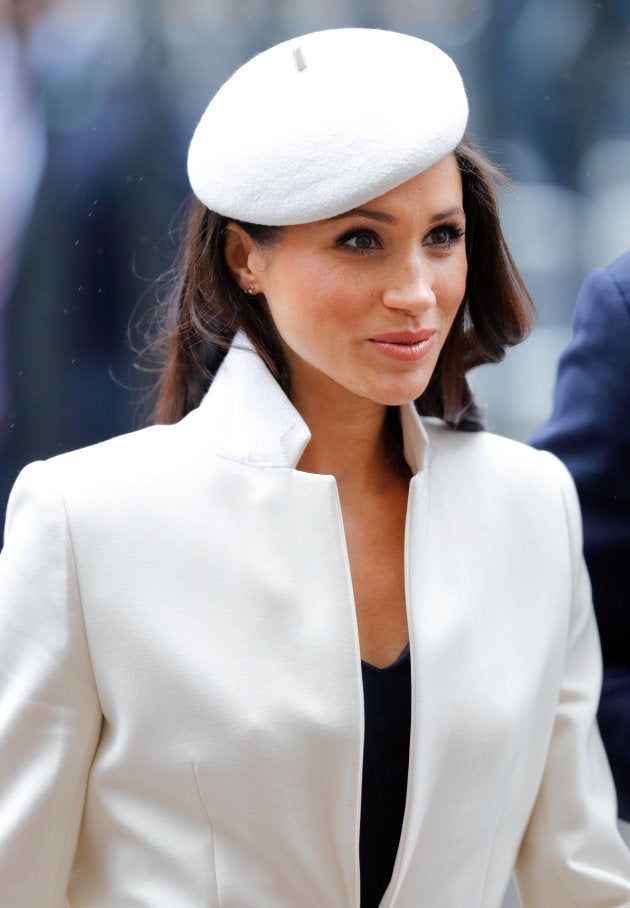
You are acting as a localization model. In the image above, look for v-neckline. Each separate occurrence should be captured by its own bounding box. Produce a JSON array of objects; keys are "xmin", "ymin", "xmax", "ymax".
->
[{"xmin": 361, "ymin": 642, "xmax": 410, "ymax": 673}]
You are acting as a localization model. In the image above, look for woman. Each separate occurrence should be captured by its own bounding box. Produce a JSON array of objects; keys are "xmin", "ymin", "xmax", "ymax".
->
[{"xmin": 0, "ymin": 27, "xmax": 629, "ymax": 908}]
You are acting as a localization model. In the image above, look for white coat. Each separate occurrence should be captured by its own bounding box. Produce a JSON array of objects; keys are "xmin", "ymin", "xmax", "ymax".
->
[{"xmin": 1, "ymin": 333, "xmax": 629, "ymax": 907}]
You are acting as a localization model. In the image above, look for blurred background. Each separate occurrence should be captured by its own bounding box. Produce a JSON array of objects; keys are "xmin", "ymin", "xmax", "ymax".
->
[{"xmin": 1, "ymin": 0, "xmax": 630, "ymax": 516}]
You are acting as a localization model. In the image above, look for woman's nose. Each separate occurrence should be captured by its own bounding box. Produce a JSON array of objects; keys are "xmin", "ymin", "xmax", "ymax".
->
[{"xmin": 382, "ymin": 255, "xmax": 436, "ymax": 312}]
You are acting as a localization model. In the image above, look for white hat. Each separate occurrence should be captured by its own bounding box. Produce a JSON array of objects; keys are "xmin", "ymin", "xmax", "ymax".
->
[{"xmin": 187, "ymin": 28, "xmax": 468, "ymax": 226}]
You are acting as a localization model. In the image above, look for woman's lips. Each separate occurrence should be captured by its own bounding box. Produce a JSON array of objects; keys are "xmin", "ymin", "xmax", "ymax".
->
[{"xmin": 368, "ymin": 330, "xmax": 437, "ymax": 361}]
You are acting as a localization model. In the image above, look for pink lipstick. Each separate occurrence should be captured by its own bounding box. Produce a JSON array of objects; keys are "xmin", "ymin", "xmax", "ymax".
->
[{"xmin": 368, "ymin": 329, "xmax": 437, "ymax": 362}]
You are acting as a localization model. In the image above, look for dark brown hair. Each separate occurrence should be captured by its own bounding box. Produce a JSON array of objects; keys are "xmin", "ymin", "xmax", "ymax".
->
[{"xmin": 149, "ymin": 136, "xmax": 534, "ymax": 430}]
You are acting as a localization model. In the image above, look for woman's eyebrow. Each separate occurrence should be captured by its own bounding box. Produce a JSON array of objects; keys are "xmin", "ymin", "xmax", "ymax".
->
[
  {"xmin": 429, "ymin": 206, "xmax": 465, "ymax": 223},
  {"xmin": 329, "ymin": 207, "xmax": 397, "ymax": 224},
  {"xmin": 329, "ymin": 204, "xmax": 465, "ymax": 225}
]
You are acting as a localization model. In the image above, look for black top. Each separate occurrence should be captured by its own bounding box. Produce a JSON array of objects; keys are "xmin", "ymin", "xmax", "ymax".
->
[{"xmin": 359, "ymin": 645, "xmax": 412, "ymax": 907}]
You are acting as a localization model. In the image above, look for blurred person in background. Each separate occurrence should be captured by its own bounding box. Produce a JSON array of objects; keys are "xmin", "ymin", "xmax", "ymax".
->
[
  {"xmin": 1, "ymin": 26, "xmax": 630, "ymax": 907},
  {"xmin": 531, "ymin": 251, "xmax": 630, "ymax": 847},
  {"xmin": 0, "ymin": 0, "xmax": 185, "ymax": 514},
  {"xmin": 0, "ymin": 0, "xmax": 49, "ymax": 509}
]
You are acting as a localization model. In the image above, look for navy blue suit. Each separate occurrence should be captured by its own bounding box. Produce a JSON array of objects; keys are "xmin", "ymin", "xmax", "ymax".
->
[{"xmin": 530, "ymin": 251, "xmax": 630, "ymax": 821}]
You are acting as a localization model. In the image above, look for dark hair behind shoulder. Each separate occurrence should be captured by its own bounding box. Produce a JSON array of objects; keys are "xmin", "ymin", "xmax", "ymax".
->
[
  {"xmin": 420, "ymin": 138, "xmax": 535, "ymax": 429},
  {"xmin": 148, "ymin": 136, "xmax": 534, "ymax": 431}
]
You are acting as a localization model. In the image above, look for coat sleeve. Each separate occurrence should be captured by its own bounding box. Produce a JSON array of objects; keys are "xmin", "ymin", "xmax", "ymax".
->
[
  {"xmin": 0, "ymin": 462, "xmax": 101, "ymax": 908},
  {"xmin": 515, "ymin": 453, "xmax": 630, "ymax": 906}
]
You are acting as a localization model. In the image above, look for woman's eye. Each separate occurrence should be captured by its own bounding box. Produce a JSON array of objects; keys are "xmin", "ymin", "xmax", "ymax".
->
[
  {"xmin": 425, "ymin": 225, "xmax": 464, "ymax": 248},
  {"xmin": 337, "ymin": 229, "xmax": 381, "ymax": 252}
]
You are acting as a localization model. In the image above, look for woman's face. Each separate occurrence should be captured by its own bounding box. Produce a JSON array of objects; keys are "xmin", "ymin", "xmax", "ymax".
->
[{"xmin": 243, "ymin": 154, "xmax": 467, "ymax": 410}]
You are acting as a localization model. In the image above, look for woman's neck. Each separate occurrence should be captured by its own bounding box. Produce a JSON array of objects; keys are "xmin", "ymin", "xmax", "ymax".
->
[{"xmin": 293, "ymin": 386, "xmax": 407, "ymax": 492}]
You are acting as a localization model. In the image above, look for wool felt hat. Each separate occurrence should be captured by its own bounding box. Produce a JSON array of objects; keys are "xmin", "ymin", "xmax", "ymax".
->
[{"xmin": 187, "ymin": 28, "xmax": 468, "ymax": 226}]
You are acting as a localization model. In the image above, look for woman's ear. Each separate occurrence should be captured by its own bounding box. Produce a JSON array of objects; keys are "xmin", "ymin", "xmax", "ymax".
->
[{"xmin": 224, "ymin": 223, "xmax": 261, "ymax": 295}]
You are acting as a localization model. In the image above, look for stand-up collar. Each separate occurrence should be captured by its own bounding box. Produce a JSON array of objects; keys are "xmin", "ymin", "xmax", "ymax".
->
[{"xmin": 198, "ymin": 332, "xmax": 431, "ymax": 473}]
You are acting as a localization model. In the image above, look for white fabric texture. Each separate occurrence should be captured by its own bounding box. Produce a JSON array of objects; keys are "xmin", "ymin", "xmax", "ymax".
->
[
  {"xmin": 1, "ymin": 335, "xmax": 629, "ymax": 906},
  {"xmin": 187, "ymin": 29, "xmax": 468, "ymax": 225}
]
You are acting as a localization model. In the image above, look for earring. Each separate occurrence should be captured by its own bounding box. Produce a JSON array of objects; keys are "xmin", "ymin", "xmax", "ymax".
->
[{"xmin": 245, "ymin": 284, "xmax": 256, "ymax": 295}]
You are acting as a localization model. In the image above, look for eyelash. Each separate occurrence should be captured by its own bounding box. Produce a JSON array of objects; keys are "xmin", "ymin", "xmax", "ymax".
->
[
  {"xmin": 335, "ymin": 226, "xmax": 382, "ymax": 254},
  {"xmin": 426, "ymin": 222, "xmax": 466, "ymax": 249},
  {"xmin": 335, "ymin": 221, "xmax": 465, "ymax": 254}
]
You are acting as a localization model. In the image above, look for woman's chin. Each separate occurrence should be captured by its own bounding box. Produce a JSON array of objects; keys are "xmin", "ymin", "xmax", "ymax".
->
[{"xmin": 365, "ymin": 382, "xmax": 431, "ymax": 408}]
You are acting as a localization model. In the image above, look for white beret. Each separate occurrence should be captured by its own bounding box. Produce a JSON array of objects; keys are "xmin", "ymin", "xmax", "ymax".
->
[{"xmin": 187, "ymin": 28, "xmax": 468, "ymax": 226}]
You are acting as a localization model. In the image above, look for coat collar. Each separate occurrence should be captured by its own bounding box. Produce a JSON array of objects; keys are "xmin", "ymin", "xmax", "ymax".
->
[{"xmin": 197, "ymin": 331, "xmax": 431, "ymax": 473}]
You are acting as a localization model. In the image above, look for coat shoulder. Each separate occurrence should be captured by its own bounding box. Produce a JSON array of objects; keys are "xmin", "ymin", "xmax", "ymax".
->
[
  {"xmin": 8, "ymin": 408, "xmax": 213, "ymax": 524},
  {"xmin": 48, "ymin": 418, "xmax": 195, "ymax": 483},
  {"xmin": 423, "ymin": 419, "xmax": 567, "ymax": 483},
  {"xmin": 605, "ymin": 249, "xmax": 630, "ymax": 305},
  {"xmin": 421, "ymin": 420, "xmax": 584, "ymax": 567}
]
